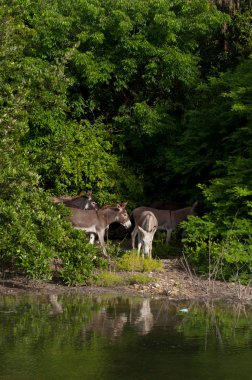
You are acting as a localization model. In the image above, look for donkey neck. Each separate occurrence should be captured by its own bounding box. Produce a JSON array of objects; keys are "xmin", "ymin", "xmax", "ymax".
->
[
  {"xmin": 171, "ymin": 206, "xmax": 192, "ymax": 224},
  {"xmin": 99, "ymin": 207, "xmax": 119, "ymax": 226}
]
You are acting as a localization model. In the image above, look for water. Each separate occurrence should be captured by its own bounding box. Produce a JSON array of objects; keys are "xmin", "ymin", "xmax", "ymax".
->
[{"xmin": 0, "ymin": 293, "xmax": 251, "ymax": 380}]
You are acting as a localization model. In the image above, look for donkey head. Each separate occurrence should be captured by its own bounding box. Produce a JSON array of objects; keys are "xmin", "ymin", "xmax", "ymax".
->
[
  {"xmin": 137, "ymin": 225, "xmax": 155, "ymax": 257},
  {"xmin": 83, "ymin": 197, "xmax": 99, "ymax": 210},
  {"xmin": 82, "ymin": 191, "xmax": 99, "ymax": 210},
  {"xmin": 115, "ymin": 203, "xmax": 131, "ymax": 229}
]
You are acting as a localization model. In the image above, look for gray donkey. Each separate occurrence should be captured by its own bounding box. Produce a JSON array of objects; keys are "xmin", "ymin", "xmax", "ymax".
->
[
  {"xmin": 69, "ymin": 204, "xmax": 131, "ymax": 256},
  {"xmin": 135, "ymin": 211, "xmax": 158, "ymax": 258},
  {"xmin": 52, "ymin": 191, "xmax": 98, "ymax": 210},
  {"xmin": 132, "ymin": 201, "xmax": 198, "ymax": 248}
]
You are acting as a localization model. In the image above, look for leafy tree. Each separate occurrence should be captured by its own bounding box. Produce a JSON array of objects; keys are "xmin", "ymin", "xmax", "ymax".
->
[
  {"xmin": 58, "ymin": 0, "xmax": 226, "ymax": 200},
  {"xmin": 4, "ymin": 0, "xmax": 142, "ymax": 201},
  {"xmin": 164, "ymin": 59, "xmax": 252, "ymax": 190},
  {"xmin": 181, "ymin": 59, "xmax": 252, "ymax": 282},
  {"xmin": 2, "ymin": 0, "xmax": 223, "ymax": 204},
  {"xmin": 0, "ymin": 3, "xmax": 98, "ymax": 282}
]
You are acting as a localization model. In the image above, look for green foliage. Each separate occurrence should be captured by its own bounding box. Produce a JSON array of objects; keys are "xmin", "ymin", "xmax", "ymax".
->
[
  {"xmin": 182, "ymin": 160, "xmax": 252, "ymax": 283},
  {"xmin": 152, "ymin": 231, "xmax": 183, "ymax": 258},
  {"xmin": 92, "ymin": 270, "xmax": 152, "ymax": 286},
  {"xmin": 8, "ymin": 0, "xmax": 225, "ymax": 201},
  {"xmin": 0, "ymin": 0, "xmax": 143, "ymax": 202},
  {"xmin": 1, "ymin": 0, "xmax": 252, "ymax": 285},
  {"xmin": 127, "ymin": 273, "xmax": 152, "ymax": 285},
  {"xmin": 0, "ymin": 0, "xmax": 228, "ymax": 203},
  {"xmin": 58, "ymin": 236, "xmax": 99, "ymax": 286},
  {"xmin": 26, "ymin": 119, "xmax": 120, "ymax": 194},
  {"xmin": 183, "ymin": 230, "xmax": 252, "ymax": 284},
  {"xmin": 177, "ymin": 58, "xmax": 252, "ymax": 283},
  {"xmin": 166, "ymin": 59, "xmax": 252, "ymax": 183},
  {"xmin": 92, "ymin": 271, "xmax": 125, "ymax": 287},
  {"xmin": 103, "ymin": 241, "xmax": 125, "ymax": 260},
  {"xmin": 117, "ymin": 252, "xmax": 164, "ymax": 272},
  {"xmin": 0, "ymin": 3, "xmax": 101, "ymax": 282},
  {"xmin": 222, "ymin": 4, "xmax": 252, "ymax": 65}
]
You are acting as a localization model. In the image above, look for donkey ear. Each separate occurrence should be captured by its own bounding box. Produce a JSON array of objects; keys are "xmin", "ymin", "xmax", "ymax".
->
[
  {"xmin": 192, "ymin": 201, "xmax": 198, "ymax": 209},
  {"xmin": 151, "ymin": 226, "xmax": 157, "ymax": 234},
  {"xmin": 52, "ymin": 196, "xmax": 60, "ymax": 203},
  {"xmin": 86, "ymin": 190, "xmax": 92, "ymax": 199}
]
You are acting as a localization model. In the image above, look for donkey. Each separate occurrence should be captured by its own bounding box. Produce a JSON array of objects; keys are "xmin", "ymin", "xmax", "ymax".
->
[
  {"xmin": 52, "ymin": 191, "xmax": 98, "ymax": 210},
  {"xmin": 68, "ymin": 203, "xmax": 131, "ymax": 256},
  {"xmin": 53, "ymin": 191, "xmax": 99, "ymax": 243},
  {"xmin": 132, "ymin": 201, "xmax": 198, "ymax": 247},
  {"xmin": 135, "ymin": 211, "xmax": 158, "ymax": 258}
]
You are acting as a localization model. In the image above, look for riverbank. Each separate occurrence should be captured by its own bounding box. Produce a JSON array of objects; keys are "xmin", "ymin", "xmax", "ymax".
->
[{"xmin": 1, "ymin": 259, "xmax": 251, "ymax": 303}]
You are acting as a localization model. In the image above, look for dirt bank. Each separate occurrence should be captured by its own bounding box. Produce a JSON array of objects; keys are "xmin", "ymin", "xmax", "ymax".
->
[{"xmin": 0, "ymin": 259, "xmax": 251, "ymax": 303}]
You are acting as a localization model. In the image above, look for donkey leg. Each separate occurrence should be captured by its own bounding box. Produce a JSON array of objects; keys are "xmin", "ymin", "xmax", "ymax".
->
[
  {"xmin": 89, "ymin": 233, "xmax": 95, "ymax": 244},
  {"xmin": 166, "ymin": 229, "xmax": 172, "ymax": 244},
  {"xmin": 96, "ymin": 230, "xmax": 108, "ymax": 257},
  {"xmin": 131, "ymin": 226, "xmax": 138, "ymax": 249},
  {"xmin": 137, "ymin": 239, "xmax": 142, "ymax": 256},
  {"xmin": 149, "ymin": 244, "xmax": 152, "ymax": 259},
  {"xmin": 149, "ymin": 228, "xmax": 157, "ymax": 258}
]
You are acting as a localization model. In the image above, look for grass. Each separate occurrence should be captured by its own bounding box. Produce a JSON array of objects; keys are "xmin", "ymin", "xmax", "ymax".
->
[
  {"xmin": 93, "ymin": 272, "xmax": 125, "ymax": 286},
  {"xmin": 89, "ymin": 249, "xmax": 164, "ymax": 288},
  {"xmin": 116, "ymin": 251, "xmax": 164, "ymax": 272},
  {"xmin": 91, "ymin": 270, "xmax": 153, "ymax": 287},
  {"xmin": 127, "ymin": 273, "xmax": 152, "ymax": 285}
]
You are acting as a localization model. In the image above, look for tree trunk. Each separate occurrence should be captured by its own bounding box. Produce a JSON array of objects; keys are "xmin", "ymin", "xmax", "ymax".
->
[
  {"xmin": 210, "ymin": 1, "xmax": 242, "ymax": 52},
  {"xmin": 211, "ymin": 0, "xmax": 241, "ymax": 14}
]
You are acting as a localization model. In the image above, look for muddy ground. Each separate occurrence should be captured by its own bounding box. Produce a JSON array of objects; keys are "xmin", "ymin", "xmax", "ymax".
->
[{"xmin": 1, "ymin": 259, "xmax": 251, "ymax": 303}]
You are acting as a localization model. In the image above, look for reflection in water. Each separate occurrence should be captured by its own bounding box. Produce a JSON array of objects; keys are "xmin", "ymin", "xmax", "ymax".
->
[
  {"xmin": 48, "ymin": 294, "xmax": 63, "ymax": 315},
  {"xmin": 135, "ymin": 299, "xmax": 154, "ymax": 335},
  {"xmin": 43, "ymin": 294, "xmax": 252, "ymax": 347},
  {"xmin": 0, "ymin": 294, "xmax": 251, "ymax": 380},
  {"xmin": 44, "ymin": 294, "xmax": 252, "ymax": 346},
  {"xmin": 81, "ymin": 298, "xmax": 154, "ymax": 340},
  {"xmin": 85, "ymin": 308, "xmax": 127, "ymax": 339}
]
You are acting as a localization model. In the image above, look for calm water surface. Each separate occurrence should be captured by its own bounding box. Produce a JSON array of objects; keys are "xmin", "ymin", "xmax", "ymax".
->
[{"xmin": 0, "ymin": 293, "xmax": 251, "ymax": 380}]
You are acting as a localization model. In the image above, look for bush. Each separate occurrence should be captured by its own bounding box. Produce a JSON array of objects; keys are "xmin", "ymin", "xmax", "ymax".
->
[
  {"xmin": 152, "ymin": 230, "xmax": 183, "ymax": 258},
  {"xmin": 182, "ymin": 212, "xmax": 252, "ymax": 284},
  {"xmin": 58, "ymin": 231, "xmax": 100, "ymax": 286},
  {"xmin": 105, "ymin": 241, "xmax": 125, "ymax": 259}
]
